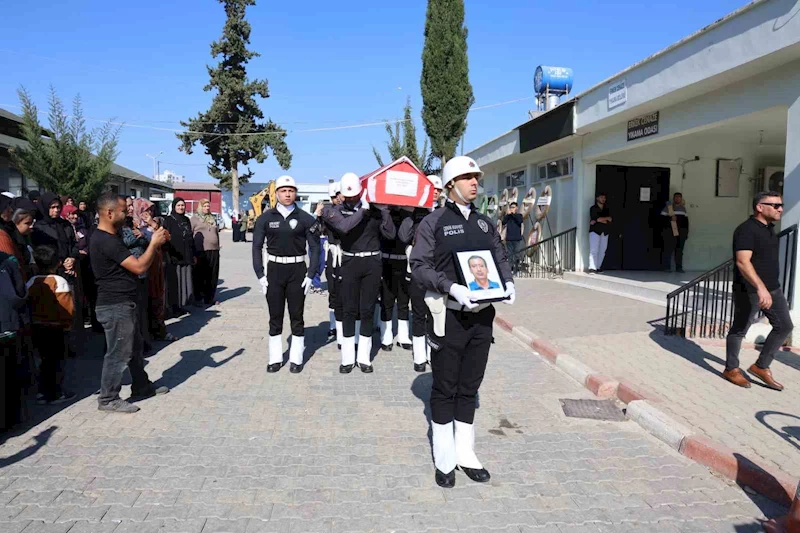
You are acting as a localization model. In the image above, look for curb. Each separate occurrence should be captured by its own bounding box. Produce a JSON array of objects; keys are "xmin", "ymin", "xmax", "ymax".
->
[{"xmin": 496, "ymin": 315, "xmax": 799, "ymax": 508}]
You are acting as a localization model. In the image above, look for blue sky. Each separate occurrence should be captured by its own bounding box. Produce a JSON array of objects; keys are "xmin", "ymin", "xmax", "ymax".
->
[{"xmin": 0, "ymin": 0, "xmax": 748, "ymax": 185}]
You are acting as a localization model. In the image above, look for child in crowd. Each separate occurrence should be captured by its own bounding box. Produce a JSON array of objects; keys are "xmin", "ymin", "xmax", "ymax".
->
[{"xmin": 26, "ymin": 245, "xmax": 75, "ymax": 405}]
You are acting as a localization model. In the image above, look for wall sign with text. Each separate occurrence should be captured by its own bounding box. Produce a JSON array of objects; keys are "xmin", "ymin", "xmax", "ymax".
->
[
  {"xmin": 627, "ymin": 111, "xmax": 659, "ymax": 141},
  {"xmin": 608, "ymin": 79, "xmax": 627, "ymax": 109}
]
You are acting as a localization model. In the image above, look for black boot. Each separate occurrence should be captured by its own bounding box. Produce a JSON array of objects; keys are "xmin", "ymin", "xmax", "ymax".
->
[{"xmin": 435, "ymin": 469, "xmax": 455, "ymax": 488}]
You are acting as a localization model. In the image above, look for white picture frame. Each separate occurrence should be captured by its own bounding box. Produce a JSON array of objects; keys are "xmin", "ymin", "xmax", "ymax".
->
[{"xmin": 455, "ymin": 250, "xmax": 507, "ymax": 302}]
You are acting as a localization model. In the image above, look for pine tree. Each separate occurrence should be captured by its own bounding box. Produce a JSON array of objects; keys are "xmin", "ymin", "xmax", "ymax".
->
[
  {"xmin": 177, "ymin": 0, "xmax": 291, "ymax": 214},
  {"xmin": 10, "ymin": 87, "xmax": 120, "ymax": 203},
  {"xmin": 372, "ymin": 98, "xmax": 430, "ymax": 172},
  {"xmin": 420, "ymin": 0, "xmax": 474, "ymax": 167}
]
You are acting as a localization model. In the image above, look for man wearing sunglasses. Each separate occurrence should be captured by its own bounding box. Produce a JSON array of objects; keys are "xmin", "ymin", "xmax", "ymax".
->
[{"xmin": 724, "ymin": 191, "xmax": 792, "ymax": 391}]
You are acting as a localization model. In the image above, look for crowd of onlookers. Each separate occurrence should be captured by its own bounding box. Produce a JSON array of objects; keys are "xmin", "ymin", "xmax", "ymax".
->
[{"xmin": 0, "ymin": 191, "xmax": 221, "ymax": 430}]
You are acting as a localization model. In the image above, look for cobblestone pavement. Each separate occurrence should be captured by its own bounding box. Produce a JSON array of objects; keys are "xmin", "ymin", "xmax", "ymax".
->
[
  {"xmin": 0, "ymin": 235, "xmax": 783, "ymax": 532},
  {"xmin": 497, "ymin": 279, "xmax": 800, "ymax": 480}
]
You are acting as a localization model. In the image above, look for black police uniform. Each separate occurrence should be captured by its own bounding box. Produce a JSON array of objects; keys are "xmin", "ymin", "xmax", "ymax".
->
[
  {"xmin": 325, "ymin": 201, "xmax": 396, "ymax": 371},
  {"xmin": 321, "ymin": 204, "xmax": 343, "ymax": 336},
  {"xmin": 379, "ymin": 208, "xmax": 412, "ymax": 350},
  {"xmin": 398, "ymin": 207, "xmax": 433, "ymax": 370},
  {"xmin": 252, "ymin": 204, "xmax": 321, "ymax": 370},
  {"xmin": 410, "ymin": 199, "xmax": 512, "ymax": 485}
]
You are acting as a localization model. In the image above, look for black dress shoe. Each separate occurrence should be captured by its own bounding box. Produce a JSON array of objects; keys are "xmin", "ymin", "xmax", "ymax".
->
[
  {"xmin": 337, "ymin": 344, "xmax": 341, "ymax": 350},
  {"xmin": 459, "ymin": 466, "xmax": 490, "ymax": 483},
  {"xmin": 435, "ymin": 468, "xmax": 455, "ymax": 488},
  {"xmin": 290, "ymin": 363, "xmax": 303, "ymax": 374},
  {"xmin": 359, "ymin": 363, "xmax": 374, "ymax": 373},
  {"xmin": 381, "ymin": 344, "xmax": 393, "ymax": 352},
  {"xmin": 339, "ymin": 364, "xmax": 354, "ymax": 374},
  {"xmin": 267, "ymin": 363, "xmax": 282, "ymax": 373},
  {"xmin": 328, "ymin": 329, "xmax": 336, "ymax": 339},
  {"xmin": 414, "ymin": 363, "xmax": 426, "ymax": 372},
  {"xmin": 398, "ymin": 343, "xmax": 412, "ymax": 350}
]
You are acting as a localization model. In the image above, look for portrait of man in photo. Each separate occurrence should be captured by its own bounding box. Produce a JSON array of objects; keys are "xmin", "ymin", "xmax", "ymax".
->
[{"xmin": 467, "ymin": 255, "xmax": 501, "ymax": 291}]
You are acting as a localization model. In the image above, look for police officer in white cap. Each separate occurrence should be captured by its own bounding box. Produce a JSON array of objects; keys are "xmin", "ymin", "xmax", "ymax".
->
[
  {"xmin": 398, "ymin": 175, "xmax": 443, "ymax": 371},
  {"xmin": 324, "ymin": 172, "xmax": 396, "ymax": 373},
  {"xmin": 410, "ymin": 157, "xmax": 515, "ymax": 487},
  {"xmin": 321, "ymin": 182, "xmax": 344, "ymax": 342},
  {"xmin": 252, "ymin": 175, "xmax": 321, "ymax": 374}
]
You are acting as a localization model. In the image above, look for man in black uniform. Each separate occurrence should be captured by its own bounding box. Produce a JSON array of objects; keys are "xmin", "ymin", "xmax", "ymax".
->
[
  {"xmin": 252, "ymin": 175, "xmax": 321, "ymax": 374},
  {"xmin": 320, "ymin": 182, "xmax": 344, "ymax": 342},
  {"xmin": 410, "ymin": 156, "xmax": 515, "ymax": 488},
  {"xmin": 325, "ymin": 172, "xmax": 396, "ymax": 373},
  {"xmin": 379, "ymin": 207, "xmax": 413, "ymax": 351}
]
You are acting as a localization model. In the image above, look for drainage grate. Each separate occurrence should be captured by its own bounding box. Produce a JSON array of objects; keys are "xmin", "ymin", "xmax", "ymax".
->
[{"xmin": 560, "ymin": 399, "xmax": 627, "ymax": 421}]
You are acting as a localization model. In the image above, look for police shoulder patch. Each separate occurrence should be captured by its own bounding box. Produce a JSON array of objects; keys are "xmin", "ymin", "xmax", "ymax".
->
[{"xmin": 477, "ymin": 219, "xmax": 489, "ymax": 233}]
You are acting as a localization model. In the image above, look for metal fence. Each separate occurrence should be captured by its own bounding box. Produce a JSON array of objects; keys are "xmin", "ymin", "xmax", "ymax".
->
[
  {"xmin": 510, "ymin": 227, "xmax": 576, "ymax": 279},
  {"xmin": 665, "ymin": 224, "xmax": 798, "ymax": 338}
]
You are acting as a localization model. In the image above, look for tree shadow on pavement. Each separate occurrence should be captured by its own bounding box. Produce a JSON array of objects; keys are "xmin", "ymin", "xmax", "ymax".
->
[
  {"xmin": 0, "ymin": 426, "xmax": 58, "ymax": 467},
  {"xmin": 411, "ymin": 373, "xmax": 434, "ymax": 464},
  {"xmin": 756, "ymin": 411, "xmax": 800, "ymax": 453},
  {"xmin": 150, "ymin": 346, "xmax": 244, "ymax": 394}
]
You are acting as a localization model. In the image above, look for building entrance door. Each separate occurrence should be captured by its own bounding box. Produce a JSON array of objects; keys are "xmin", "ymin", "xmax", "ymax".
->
[{"xmin": 595, "ymin": 165, "xmax": 670, "ymax": 270}]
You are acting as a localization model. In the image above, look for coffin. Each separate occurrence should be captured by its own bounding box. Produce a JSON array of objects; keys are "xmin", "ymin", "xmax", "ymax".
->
[{"xmin": 360, "ymin": 157, "xmax": 436, "ymax": 209}]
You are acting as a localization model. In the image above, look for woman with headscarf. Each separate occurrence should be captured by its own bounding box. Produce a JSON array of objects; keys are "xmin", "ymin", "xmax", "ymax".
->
[
  {"xmin": 133, "ymin": 199, "xmax": 176, "ymax": 342},
  {"xmin": 0, "ymin": 206, "xmax": 35, "ymax": 282},
  {"xmin": 191, "ymin": 199, "xmax": 221, "ymax": 306},
  {"xmin": 162, "ymin": 197, "xmax": 196, "ymax": 317}
]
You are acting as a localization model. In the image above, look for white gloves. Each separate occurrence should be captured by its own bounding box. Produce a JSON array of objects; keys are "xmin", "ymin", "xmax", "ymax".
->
[
  {"xmin": 301, "ymin": 277, "xmax": 313, "ymax": 296},
  {"xmin": 259, "ymin": 276, "xmax": 268, "ymax": 296},
  {"xmin": 361, "ymin": 197, "xmax": 370, "ymax": 210},
  {"xmin": 503, "ymin": 282, "xmax": 516, "ymax": 305},
  {"xmin": 449, "ymin": 284, "xmax": 478, "ymax": 310}
]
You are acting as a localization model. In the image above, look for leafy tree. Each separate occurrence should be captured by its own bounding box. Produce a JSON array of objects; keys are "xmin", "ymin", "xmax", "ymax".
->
[
  {"xmin": 373, "ymin": 98, "xmax": 430, "ymax": 172},
  {"xmin": 10, "ymin": 87, "xmax": 120, "ymax": 203},
  {"xmin": 420, "ymin": 0, "xmax": 474, "ymax": 167},
  {"xmin": 177, "ymin": 0, "xmax": 291, "ymax": 213}
]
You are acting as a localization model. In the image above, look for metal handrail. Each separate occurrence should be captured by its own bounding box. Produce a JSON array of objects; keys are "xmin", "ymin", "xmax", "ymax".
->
[
  {"xmin": 665, "ymin": 224, "xmax": 798, "ymax": 338},
  {"xmin": 511, "ymin": 227, "xmax": 576, "ymax": 279}
]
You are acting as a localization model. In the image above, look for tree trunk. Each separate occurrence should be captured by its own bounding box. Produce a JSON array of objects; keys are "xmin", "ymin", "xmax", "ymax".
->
[{"xmin": 231, "ymin": 159, "xmax": 240, "ymax": 218}]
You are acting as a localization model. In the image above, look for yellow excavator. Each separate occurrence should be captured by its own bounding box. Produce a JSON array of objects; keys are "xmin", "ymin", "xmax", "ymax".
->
[{"xmin": 246, "ymin": 180, "xmax": 277, "ymax": 231}]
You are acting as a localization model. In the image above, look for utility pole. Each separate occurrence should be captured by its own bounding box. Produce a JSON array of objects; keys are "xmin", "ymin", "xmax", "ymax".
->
[{"xmin": 146, "ymin": 151, "xmax": 163, "ymax": 180}]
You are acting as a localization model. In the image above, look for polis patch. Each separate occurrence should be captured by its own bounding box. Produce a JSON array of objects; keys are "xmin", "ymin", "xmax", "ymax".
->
[
  {"xmin": 443, "ymin": 224, "xmax": 465, "ymax": 237},
  {"xmin": 269, "ymin": 221, "xmax": 280, "ymax": 229}
]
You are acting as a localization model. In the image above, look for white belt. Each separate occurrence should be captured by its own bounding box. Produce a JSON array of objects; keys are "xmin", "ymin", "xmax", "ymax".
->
[
  {"xmin": 445, "ymin": 299, "xmax": 491, "ymax": 313},
  {"xmin": 342, "ymin": 250, "xmax": 380, "ymax": 257},
  {"xmin": 267, "ymin": 254, "xmax": 306, "ymax": 264},
  {"xmin": 382, "ymin": 253, "xmax": 406, "ymax": 260}
]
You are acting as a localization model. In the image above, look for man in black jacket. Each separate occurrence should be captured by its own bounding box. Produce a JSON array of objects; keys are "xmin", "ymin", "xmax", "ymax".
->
[{"xmin": 502, "ymin": 202, "xmax": 524, "ymax": 275}]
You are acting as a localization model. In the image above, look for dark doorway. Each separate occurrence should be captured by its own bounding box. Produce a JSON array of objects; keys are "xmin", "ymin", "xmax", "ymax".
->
[{"xmin": 595, "ymin": 165, "xmax": 670, "ymax": 270}]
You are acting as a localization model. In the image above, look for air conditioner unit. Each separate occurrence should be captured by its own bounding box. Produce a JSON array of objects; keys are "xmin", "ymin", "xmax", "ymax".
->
[{"xmin": 760, "ymin": 167, "xmax": 785, "ymax": 194}]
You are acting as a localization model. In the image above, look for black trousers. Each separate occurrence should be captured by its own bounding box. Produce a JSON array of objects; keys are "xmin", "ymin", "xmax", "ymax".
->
[
  {"xmin": 428, "ymin": 305, "xmax": 495, "ymax": 425},
  {"xmin": 266, "ymin": 262, "xmax": 306, "ymax": 337},
  {"xmin": 662, "ymin": 230, "xmax": 687, "ymax": 270},
  {"xmin": 32, "ymin": 325, "xmax": 66, "ymax": 401},
  {"xmin": 194, "ymin": 250, "xmax": 220, "ymax": 304},
  {"xmin": 380, "ymin": 259, "xmax": 410, "ymax": 321},
  {"xmin": 725, "ymin": 289, "xmax": 793, "ymax": 371},
  {"xmin": 340, "ymin": 255, "xmax": 382, "ymax": 338},
  {"xmin": 326, "ymin": 249, "xmax": 342, "ymax": 320},
  {"xmin": 409, "ymin": 279, "xmax": 427, "ymax": 337}
]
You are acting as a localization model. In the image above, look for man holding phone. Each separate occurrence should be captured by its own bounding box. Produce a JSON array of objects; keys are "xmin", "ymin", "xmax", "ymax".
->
[{"xmin": 724, "ymin": 191, "xmax": 792, "ymax": 391}]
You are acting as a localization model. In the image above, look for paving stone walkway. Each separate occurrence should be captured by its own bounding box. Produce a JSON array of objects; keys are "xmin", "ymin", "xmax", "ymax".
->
[
  {"xmin": 0, "ymin": 234, "xmax": 784, "ymax": 532},
  {"xmin": 497, "ymin": 279, "xmax": 800, "ymax": 481}
]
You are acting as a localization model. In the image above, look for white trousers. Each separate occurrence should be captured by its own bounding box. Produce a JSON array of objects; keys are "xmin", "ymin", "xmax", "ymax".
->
[{"xmin": 588, "ymin": 232, "xmax": 609, "ymax": 271}]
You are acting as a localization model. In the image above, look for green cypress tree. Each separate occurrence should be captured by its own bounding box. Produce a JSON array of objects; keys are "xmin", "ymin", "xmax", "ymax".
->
[
  {"xmin": 10, "ymin": 87, "xmax": 120, "ymax": 203},
  {"xmin": 177, "ymin": 0, "xmax": 291, "ymax": 214},
  {"xmin": 420, "ymin": 0, "xmax": 474, "ymax": 167}
]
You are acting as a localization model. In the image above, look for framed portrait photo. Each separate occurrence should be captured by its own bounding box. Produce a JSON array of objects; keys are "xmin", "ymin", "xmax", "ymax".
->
[{"xmin": 454, "ymin": 250, "xmax": 507, "ymax": 303}]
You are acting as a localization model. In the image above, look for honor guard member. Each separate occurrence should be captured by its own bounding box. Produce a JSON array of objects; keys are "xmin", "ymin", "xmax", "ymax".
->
[
  {"xmin": 252, "ymin": 175, "xmax": 321, "ymax": 374},
  {"xmin": 398, "ymin": 175, "xmax": 443, "ymax": 372},
  {"xmin": 325, "ymin": 172, "xmax": 396, "ymax": 373},
  {"xmin": 321, "ymin": 182, "xmax": 344, "ymax": 342},
  {"xmin": 378, "ymin": 207, "xmax": 413, "ymax": 352},
  {"xmin": 410, "ymin": 157, "xmax": 515, "ymax": 488}
]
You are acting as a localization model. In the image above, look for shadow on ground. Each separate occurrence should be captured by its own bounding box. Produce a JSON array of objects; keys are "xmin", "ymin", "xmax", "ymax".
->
[{"xmin": 148, "ymin": 346, "xmax": 243, "ymax": 394}]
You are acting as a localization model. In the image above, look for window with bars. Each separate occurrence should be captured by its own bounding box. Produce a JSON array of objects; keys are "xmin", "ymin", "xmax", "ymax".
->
[{"xmin": 535, "ymin": 156, "xmax": 573, "ymax": 182}]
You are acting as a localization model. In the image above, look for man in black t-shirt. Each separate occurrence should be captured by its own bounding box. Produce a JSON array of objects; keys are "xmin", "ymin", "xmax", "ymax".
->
[
  {"xmin": 724, "ymin": 191, "xmax": 792, "ymax": 391},
  {"xmin": 502, "ymin": 202, "xmax": 524, "ymax": 275},
  {"xmin": 91, "ymin": 193, "xmax": 170, "ymax": 413}
]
